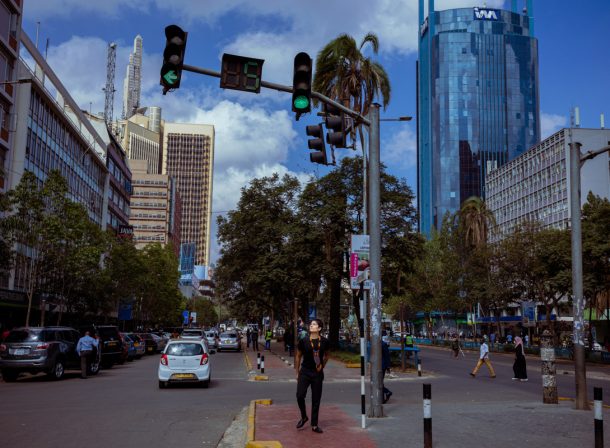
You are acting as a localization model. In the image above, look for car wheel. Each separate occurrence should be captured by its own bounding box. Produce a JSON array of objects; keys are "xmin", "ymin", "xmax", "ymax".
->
[
  {"xmin": 48, "ymin": 360, "xmax": 65, "ymax": 380},
  {"xmin": 88, "ymin": 359, "xmax": 100, "ymax": 376},
  {"xmin": 202, "ymin": 377, "xmax": 210, "ymax": 388},
  {"xmin": 2, "ymin": 370, "xmax": 19, "ymax": 382},
  {"xmin": 158, "ymin": 381, "xmax": 167, "ymax": 389}
]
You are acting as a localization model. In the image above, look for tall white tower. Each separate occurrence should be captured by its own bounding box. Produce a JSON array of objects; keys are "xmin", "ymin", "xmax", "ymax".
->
[{"xmin": 122, "ymin": 34, "xmax": 143, "ymax": 119}]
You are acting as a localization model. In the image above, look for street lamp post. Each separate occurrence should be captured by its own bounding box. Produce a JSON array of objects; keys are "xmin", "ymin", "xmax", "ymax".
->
[{"xmin": 569, "ymin": 140, "xmax": 610, "ymax": 410}]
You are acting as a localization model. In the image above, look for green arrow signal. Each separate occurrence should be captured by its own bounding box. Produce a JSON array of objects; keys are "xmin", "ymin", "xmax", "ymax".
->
[
  {"xmin": 293, "ymin": 95, "xmax": 310, "ymax": 111},
  {"xmin": 163, "ymin": 70, "xmax": 179, "ymax": 85}
]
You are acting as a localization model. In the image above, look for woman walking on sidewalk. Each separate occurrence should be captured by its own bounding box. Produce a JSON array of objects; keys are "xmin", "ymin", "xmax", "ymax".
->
[
  {"xmin": 295, "ymin": 319, "xmax": 329, "ymax": 434},
  {"xmin": 512, "ymin": 336, "xmax": 528, "ymax": 381}
]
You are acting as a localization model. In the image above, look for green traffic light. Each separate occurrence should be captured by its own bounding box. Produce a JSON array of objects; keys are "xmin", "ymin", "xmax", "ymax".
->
[
  {"xmin": 293, "ymin": 95, "xmax": 310, "ymax": 111},
  {"xmin": 163, "ymin": 70, "xmax": 178, "ymax": 85}
]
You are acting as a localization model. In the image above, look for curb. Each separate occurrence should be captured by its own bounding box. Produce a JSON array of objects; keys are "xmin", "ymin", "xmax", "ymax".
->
[
  {"xmin": 244, "ymin": 349, "xmax": 253, "ymax": 371},
  {"xmin": 253, "ymin": 375, "xmax": 269, "ymax": 381},
  {"xmin": 559, "ymin": 396, "xmax": 610, "ymax": 409},
  {"xmin": 270, "ymin": 349, "xmax": 294, "ymax": 367},
  {"xmin": 345, "ymin": 362, "xmax": 361, "ymax": 368},
  {"xmin": 246, "ymin": 399, "xmax": 282, "ymax": 448}
]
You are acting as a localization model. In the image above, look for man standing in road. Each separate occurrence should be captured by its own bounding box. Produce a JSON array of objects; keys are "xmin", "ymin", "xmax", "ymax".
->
[
  {"xmin": 76, "ymin": 330, "xmax": 99, "ymax": 379},
  {"xmin": 470, "ymin": 336, "xmax": 496, "ymax": 378},
  {"xmin": 250, "ymin": 326, "xmax": 259, "ymax": 352}
]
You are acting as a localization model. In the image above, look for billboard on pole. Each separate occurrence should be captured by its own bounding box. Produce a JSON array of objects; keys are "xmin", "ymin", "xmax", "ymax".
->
[{"xmin": 350, "ymin": 235, "xmax": 371, "ymax": 290}]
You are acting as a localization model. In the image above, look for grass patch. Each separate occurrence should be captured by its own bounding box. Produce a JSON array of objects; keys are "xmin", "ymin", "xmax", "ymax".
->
[{"xmin": 330, "ymin": 350, "xmax": 361, "ymax": 364}]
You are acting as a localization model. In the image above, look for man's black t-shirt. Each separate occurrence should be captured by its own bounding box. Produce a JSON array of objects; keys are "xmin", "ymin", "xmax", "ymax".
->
[{"xmin": 298, "ymin": 336, "xmax": 329, "ymax": 371}]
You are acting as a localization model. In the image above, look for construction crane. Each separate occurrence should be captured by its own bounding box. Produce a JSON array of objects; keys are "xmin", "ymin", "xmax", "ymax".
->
[{"xmin": 103, "ymin": 42, "xmax": 117, "ymax": 127}]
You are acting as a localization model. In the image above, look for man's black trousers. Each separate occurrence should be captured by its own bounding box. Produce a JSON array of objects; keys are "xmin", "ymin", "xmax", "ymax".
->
[{"xmin": 296, "ymin": 367, "xmax": 324, "ymax": 426}]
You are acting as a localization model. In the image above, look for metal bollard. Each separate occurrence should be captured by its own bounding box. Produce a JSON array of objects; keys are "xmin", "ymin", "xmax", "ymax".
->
[
  {"xmin": 540, "ymin": 330, "xmax": 557, "ymax": 404},
  {"xmin": 594, "ymin": 387, "xmax": 603, "ymax": 448},
  {"xmin": 257, "ymin": 352, "xmax": 261, "ymax": 370},
  {"xmin": 261, "ymin": 355, "xmax": 265, "ymax": 374},
  {"xmin": 423, "ymin": 383, "xmax": 432, "ymax": 448},
  {"xmin": 418, "ymin": 358, "xmax": 422, "ymax": 377}
]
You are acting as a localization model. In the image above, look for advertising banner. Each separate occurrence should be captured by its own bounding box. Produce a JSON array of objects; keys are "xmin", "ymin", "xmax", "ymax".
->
[{"xmin": 350, "ymin": 235, "xmax": 371, "ymax": 290}]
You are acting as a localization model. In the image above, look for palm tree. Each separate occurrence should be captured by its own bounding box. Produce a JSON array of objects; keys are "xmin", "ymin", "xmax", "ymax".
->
[
  {"xmin": 313, "ymin": 33, "xmax": 391, "ymax": 153},
  {"xmin": 313, "ymin": 33, "xmax": 391, "ymax": 116},
  {"xmin": 456, "ymin": 196, "xmax": 496, "ymax": 249}
]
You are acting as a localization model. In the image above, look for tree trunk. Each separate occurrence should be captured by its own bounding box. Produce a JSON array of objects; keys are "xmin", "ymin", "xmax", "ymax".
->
[{"xmin": 328, "ymin": 277, "xmax": 341, "ymax": 350}]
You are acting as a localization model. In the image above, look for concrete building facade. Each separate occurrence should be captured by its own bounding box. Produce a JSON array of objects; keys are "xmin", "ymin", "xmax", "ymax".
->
[
  {"xmin": 162, "ymin": 122, "xmax": 214, "ymax": 266},
  {"xmin": 119, "ymin": 113, "xmax": 161, "ymax": 174},
  {"xmin": 0, "ymin": 0, "xmax": 23, "ymax": 191},
  {"xmin": 128, "ymin": 159, "xmax": 180, "ymax": 254},
  {"xmin": 486, "ymin": 127, "xmax": 610, "ymax": 237}
]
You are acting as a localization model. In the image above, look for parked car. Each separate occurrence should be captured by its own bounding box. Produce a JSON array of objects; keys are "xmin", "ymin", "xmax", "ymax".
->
[
  {"xmin": 125, "ymin": 333, "xmax": 145, "ymax": 358},
  {"xmin": 218, "ymin": 331, "xmax": 241, "ymax": 352},
  {"xmin": 205, "ymin": 331, "xmax": 219, "ymax": 352},
  {"xmin": 84, "ymin": 325, "xmax": 123, "ymax": 368},
  {"xmin": 0, "ymin": 326, "xmax": 100, "ymax": 381},
  {"xmin": 138, "ymin": 333, "xmax": 162, "ymax": 354},
  {"xmin": 120, "ymin": 333, "xmax": 136, "ymax": 362},
  {"xmin": 591, "ymin": 342, "xmax": 603, "ymax": 351},
  {"xmin": 158, "ymin": 339, "xmax": 211, "ymax": 388}
]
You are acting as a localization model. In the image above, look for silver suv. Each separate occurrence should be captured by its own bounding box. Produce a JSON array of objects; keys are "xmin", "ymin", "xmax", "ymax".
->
[{"xmin": 0, "ymin": 327, "xmax": 100, "ymax": 381}]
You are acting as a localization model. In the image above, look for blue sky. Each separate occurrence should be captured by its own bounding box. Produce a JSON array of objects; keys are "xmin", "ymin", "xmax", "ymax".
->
[{"xmin": 21, "ymin": 0, "xmax": 610, "ymax": 262}]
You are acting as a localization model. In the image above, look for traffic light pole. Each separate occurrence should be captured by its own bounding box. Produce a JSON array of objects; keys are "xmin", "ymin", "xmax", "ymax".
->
[
  {"xmin": 180, "ymin": 61, "xmax": 387, "ymax": 414},
  {"xmin": 367, "ymin": 104, "xmax": 383, "ymax": 417}
]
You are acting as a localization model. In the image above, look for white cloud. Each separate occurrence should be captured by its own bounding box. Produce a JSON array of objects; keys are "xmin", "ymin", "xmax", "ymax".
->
[
  {"xmin": 540, "ymin": 112, "xmax": 567, "ymax": 139},
  {"xmin": 24, "ymin": 0, "xmax": 150, "ymax": 19},
  {"xmin": 382, "ymin": 126, "xmax": 417, "ymax": 170}
]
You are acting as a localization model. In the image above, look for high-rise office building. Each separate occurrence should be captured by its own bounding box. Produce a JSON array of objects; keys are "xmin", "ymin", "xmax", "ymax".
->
[
  {"xmin": 128, "ymin": 159, "xmax": 181, "ymax": 254},
  {"xmin": 122, "ymin": 35, "xmax": 142, "ymax": 119},
  {"xmin": 486, "ymin": 127, "xmax": 610, "ymax": 238},
  {"xmin": 162, "ymin": 122, "xmax": 215, "ymax": 266},
  {"xmin": 417, "ymin": 1, "xmax": 540, "ymax": 235},
  {"xmin": 0, "ymin": 0, "xmax": 23, "ymax": 191}
]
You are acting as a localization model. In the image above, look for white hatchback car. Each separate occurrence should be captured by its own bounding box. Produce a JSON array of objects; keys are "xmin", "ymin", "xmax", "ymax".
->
[{"xmin": 158, "ymin": 340, "xmax": 211, "ymax": 389}]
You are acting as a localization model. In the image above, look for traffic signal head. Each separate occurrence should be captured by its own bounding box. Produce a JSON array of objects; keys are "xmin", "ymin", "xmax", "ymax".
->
[
  {"xmin": 306, "ymin": 123, "xmax": 328, "ymax": 165},
  {"xmin": 324, "ymin": 103, "xmax": 347, "ymax": 148},
  {"xmin": 160, "ymin": 25, "xmax": 188, "ymax": 94},
  {"xmin": 292, "ymin": 52, "xmax": 312, "ymax": 116}
]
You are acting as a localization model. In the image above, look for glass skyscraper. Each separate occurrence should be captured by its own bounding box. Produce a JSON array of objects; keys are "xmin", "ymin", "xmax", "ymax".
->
[{"xmin": 417, "ymin": 0, "xmax": 540, "ymax": 235}]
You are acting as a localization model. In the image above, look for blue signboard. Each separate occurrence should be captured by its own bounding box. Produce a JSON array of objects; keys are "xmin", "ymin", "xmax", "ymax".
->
[
  {"xmin": 308, "ymin": 304, "xmax": 317, "ymax": 319},
  {"xmin": 118, "ymin": 303, "xmax": 132, "ymax": 321},
  {"xmin": 182, "ymin": 310, "xmax": 189, "ymax": 325}
]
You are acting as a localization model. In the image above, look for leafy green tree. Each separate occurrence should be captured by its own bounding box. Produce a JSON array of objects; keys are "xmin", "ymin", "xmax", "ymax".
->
[
  {"xmin": 215, "ymin": 174, "xmax": 302, "ymax": 324},
  {"xmin": 582, "ymin": 192, "xmax": 610, "ymax": 337},
  {"xmin": 191, "ymin": 297, "xmax": 218, "ymax": 328},
  {"xmin": 138, "ymin": 243, "xmax": 182, "ymax": 325},
  {"xmin": 456, "ymin": 196, "xmax": 496, "ymax": 249}
]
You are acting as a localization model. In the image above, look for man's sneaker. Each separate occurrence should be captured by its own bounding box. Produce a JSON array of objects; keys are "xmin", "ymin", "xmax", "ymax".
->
[
  {"xmin": 520, "ymin": 378, "xmax": 528, "ymax": 382},
  {"xmin": 491, "ymin": 375, "xmax": 497, "ymax": 378},
  {"xmin": 512, "ymin": 377, "xmax": 518, "ymax": 380},
  {"xmin": 469, "ymin": 373, "xmax": 475, "ymax": 377}
]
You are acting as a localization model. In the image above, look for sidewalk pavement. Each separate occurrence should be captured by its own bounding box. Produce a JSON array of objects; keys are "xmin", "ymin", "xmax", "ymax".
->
[{"xmin": 245, "ymin": 339, "xmax": 609, "ymax": 448}]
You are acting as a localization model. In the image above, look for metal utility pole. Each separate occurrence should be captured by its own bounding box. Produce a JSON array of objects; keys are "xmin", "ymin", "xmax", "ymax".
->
[
  {"xmin": 569, "ymin": 140, "xmax": 610, "ymax": 410},
  {"xmin": 569, "ymin": 141, "xmax": 588, "ymax": 411},
  {"xmin": 368, "ymin": 103, "xmax": 383, "ymax": 417}
]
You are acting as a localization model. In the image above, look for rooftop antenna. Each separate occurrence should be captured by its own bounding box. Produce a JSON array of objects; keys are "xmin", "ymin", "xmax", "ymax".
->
[{"xmin": 103, "ymin": 42, "xmax": 117, "ymax": 127}]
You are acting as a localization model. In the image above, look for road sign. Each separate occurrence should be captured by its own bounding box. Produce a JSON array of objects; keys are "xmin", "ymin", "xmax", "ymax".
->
[{"xmin": 182, "ymin": 310, "xmax": 189, "ymax": 325}]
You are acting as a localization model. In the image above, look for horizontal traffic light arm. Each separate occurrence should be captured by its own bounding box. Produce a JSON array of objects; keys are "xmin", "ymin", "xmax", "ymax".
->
[{"xmin": 181, "ymin": 63, "xmax": 371, "ymax": 127}]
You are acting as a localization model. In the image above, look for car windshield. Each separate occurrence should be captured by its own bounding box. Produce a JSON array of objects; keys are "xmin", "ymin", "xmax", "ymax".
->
[
  {"xmin": 182, "ymin": 330, "xmax": 203, "ymax": 337},
  {"xmin": 167, "ymin": 343, "xmax": 204, "ymax": 356},
  {"xmin": 221, "ymin": 333, "xmax": 237, "ymax": 338},
  {"xmin": 6, "ymin": 329, "xmax": 44, "ymax": 342}
]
